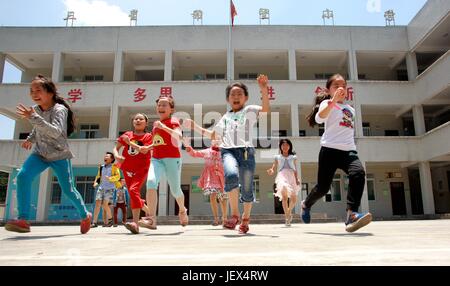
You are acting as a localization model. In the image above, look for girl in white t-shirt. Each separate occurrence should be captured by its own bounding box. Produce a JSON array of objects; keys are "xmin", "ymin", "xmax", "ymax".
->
[
  {"xmin": 184, "ymin": 75, "xmax": 271, "ymax": 234},
  {"xmin": 267, "ymin": 139, "xmax": 300, "ymax": 226},
  {"xmin": 303, "ymin": 74, "xmax": 372, "ymax": 233}
]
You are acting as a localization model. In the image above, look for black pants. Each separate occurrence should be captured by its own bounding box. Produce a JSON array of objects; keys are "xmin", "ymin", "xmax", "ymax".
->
[{"xmin": 304, "ymin": 146, "xmax": 366, "ymax": 212}]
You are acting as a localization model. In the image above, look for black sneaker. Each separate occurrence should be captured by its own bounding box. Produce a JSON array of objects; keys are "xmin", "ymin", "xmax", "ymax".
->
[
  {"xmin": 91, "ymin": 222, "xmax": 98, "ymax": 228},
  {"xmin": 345, "ymin": 212, "xmax": 372, "ymax": 232}
]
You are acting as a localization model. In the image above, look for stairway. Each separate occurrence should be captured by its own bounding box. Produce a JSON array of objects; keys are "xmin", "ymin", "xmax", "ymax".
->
[{"xmin": 154, "ymin": 213, "xmax": 338, "ymax": 225}]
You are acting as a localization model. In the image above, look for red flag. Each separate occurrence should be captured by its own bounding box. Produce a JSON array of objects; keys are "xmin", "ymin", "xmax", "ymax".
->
[{"xmin": 230, "ymin": 0, "xmax": 237, "ymax": 26}]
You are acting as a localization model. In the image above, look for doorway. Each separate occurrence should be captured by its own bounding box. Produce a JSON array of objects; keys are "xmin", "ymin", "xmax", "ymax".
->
[
  {"xmin": 390, "ymin": 182, "xmax": 407, "ymax": 215},
  {"xmin": 174, "ymin": 184, "xmax": 190, "ymax": 215}
]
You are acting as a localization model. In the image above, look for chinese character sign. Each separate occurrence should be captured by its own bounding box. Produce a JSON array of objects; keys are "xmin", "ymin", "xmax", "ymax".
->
[
  {"xmin": 314, "ymin": 86, "xmax": 324, "ymax": 95},
  {"xmin": 314, "ymin": 86, "xmax": 354, "ymax": 101},
  {"xmin": 268, "ymin": 86, "xmax": 276, "ymax": 100},
  {"xmin": 160, "ymin": 87, "xmax": 172, "ymax": 96},
  {"xmin": 346, "ymin": 87, "xmax": 354, "ymax": 101},
  {"xmin": 133, "ymin": 88, "xmax": 147, "ymax": 102},
  {"xmin": 67, "ymin": 89, "xmax": 82, "ymax": 103}
]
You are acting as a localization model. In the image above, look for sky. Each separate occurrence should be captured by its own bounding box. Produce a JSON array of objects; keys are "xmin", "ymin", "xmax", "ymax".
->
[{"xmin": 0, "ymin": 0, "xmax": 428, "ymax": 139}]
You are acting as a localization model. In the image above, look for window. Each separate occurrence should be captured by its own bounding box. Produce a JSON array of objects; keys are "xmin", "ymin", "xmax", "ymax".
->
[
  {"xmin": 206, "ymin": 74, "xmax": 225, "ymax": 80},
  {"xmin": 76, "ymin": 176, "xmax": 96, "ymax": 204},
  {"xmin": 239, "ymin": 73, "xmax": 257, "ymax": 79},
  {"xmin": 397, "ymin": 69, "xmax": 408, "ymax": 81},
  {"xmin": 193, "ymin": 74, "xmax": 205, "ymax": 80},
  {"xmin": 331, "ymin": 174, "xmax": 341, "ymax": 201},
  {"xmin": 326, "ymin": 174, "xmax": 341, "ymax": 202},
  {"xmin": 299, "ymin": 130, "xmax": 306, "ymax": 137},
  {"xmin": 19, "ymin": 133, "xmax": 30, "ymax": 140},
  {"xmin": 84, "ymin": 75, "xmax": 104, "ymax": 81},
  {"xmin": 363, "ymin": 122, "xmax": 371, "ymax": 136},
  {"xmin": 51, "ymin": 177, "xmax": 62, "ymax": 204},
  {"xmin": 367, "ymin": 174, "xmax": 375, "ymax": 201},
  {"xmin": 79, "ymin": 124, "xmax": 100, "ymax": 139},
  {"xmin": 253, "ymin": 175, "xmax": 260, "ymax": 203},
  {"xmin": 51, "ymin": 176, "xmax": 96, "ymax": 204},
  {"xmin": 314, "ymin": 73, "xmax": 334, "ymax": 80},
  {"xmin": 384, "ymin": 130, "xmax": 399, "ymax": 136},
  {"xmin": 272, "ymin": 130, "xmax": 287, "ymax": 137},
  {"xmin": 63, "ymin": 75, "xmax": 73, "ymax": 82},
  {"xmin": 358, "ymin": 74, "xmax": 366, "ymax": 80},
  {"xmin": 0, "ymin": 172, "xmax": 9, "ymax": 205}
]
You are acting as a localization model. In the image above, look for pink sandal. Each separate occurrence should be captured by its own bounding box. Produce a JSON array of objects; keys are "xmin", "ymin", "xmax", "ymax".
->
[
  {"xmin": 239, "ymin": 218, "xmax": 250, "ymax": 234},
  {"xmin": 224, "ymin": 215, "xmax": 240, "ymax": 230}
]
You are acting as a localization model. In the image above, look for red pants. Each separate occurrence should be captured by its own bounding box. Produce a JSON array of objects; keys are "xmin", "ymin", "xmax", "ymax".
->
[
  {"xmin": 113, "ymin": 202, "xmax": 127, "ymax": 224},
  {"xmin": 123, "ymin": 169, "xmax": 148, "ymax": 209}
]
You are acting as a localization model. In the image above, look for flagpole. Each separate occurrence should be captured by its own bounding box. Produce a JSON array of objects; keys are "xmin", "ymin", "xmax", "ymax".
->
[{"xmin": 228, "ymin": 0, "xmax": 232, "ymax": 84}]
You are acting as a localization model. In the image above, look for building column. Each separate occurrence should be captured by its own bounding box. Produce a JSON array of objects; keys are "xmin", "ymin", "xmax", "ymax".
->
[
  {"xmin": 413, "ymin": 105, "xmax": 426, "ymax": 135},
  {"xmin": 164, "ymin": 50, "xmax": 172, "ymax": 82},
  {"xmin": 227, "ymin": 49, "xmax": 234, "ymax": 81},
  {"xmin": 288, "ymin": 49, "xmax": 297, "ymax": 81},
  {"xmin": 419, "ymin": 161, "xmax": 435, "ymax": 215},
  {"xmin": 360, "ymin": 160, "xmax": 370, "ymax": 213},
  {"xmin": 290, "ymin": 104, "xmax": 299, "ymax": 136},
  {"xmin": 354, "ymin": 103, "xmax": 364, "ymax": 137},
  {"xmin": 158, "ymin": 177, "xmax": 168, "ymax": 216},
  {"xmin": 109, "ymin": 105, "xmax": 119, "ymax": 139},
  {"xmin": 51, "ymin": 52, "xmax": 64, "ymax": 83},
  {"xmin": 0, "ymin": 53, "xmax": 6, "ymax": 83},
  {"xmin": 406, "ymin": 52, "xmax": 418, "ymax": 81},
  {"xmin": 348, "ymin": 50, "xmax": 358, "ymax": 81},
  {"xmin": 36, "ymin": 169, "xmax": 51, "ymax": 222},
  {"xmin": 113, "ymin": 51, "xmax": 124, "ymax": 83}
]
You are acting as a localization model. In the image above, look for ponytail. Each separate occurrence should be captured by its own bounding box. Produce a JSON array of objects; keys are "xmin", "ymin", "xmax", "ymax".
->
[
  {"xmin": 306, "ymin": 92, "xmax": 331, "ymax": 127},
  {"xmin": 305, "ymin": 73, "xmax": 345, "ymax": 127},
  {"xmin": 33, "ymin": 74, "xmax": 76, "ymax": 136},
  {"xmin": 54, "ymin": 95, "xmax": 75, "ymax": 136}
]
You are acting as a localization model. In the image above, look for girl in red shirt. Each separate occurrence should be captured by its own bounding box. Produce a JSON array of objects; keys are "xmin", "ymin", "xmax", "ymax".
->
[{"xmin": 113, "ymin": 113, "xmax": 152, "ymax": 234}]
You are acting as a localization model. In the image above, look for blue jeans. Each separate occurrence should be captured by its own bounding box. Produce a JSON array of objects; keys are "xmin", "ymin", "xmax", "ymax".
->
[
  {"xmin": 16, "ymin": 154, "xmax": 89, "ymax": 220},
  {"xmin": 146, "ymin": 158, "xmax": 183, "ymax": 198},
  {"xmin": 221, "ymin": 147, "xmax": 256, "ymax": 203}
]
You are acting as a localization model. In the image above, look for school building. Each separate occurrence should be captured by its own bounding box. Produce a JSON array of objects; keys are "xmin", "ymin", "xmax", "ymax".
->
[{"xmin": 0, "ymin": 0, "xmax": 449, "ymax": 222}]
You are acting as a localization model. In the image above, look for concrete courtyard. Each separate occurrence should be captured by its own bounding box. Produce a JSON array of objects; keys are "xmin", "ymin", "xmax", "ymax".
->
[{"xmin": 1, "ymin": 219, "xmax": 450, "ymax": 266}]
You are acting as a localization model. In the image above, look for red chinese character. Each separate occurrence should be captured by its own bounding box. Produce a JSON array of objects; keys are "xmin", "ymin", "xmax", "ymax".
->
[
  {"xmin": 268, "ymin": 86, "xmax": 275, "ymax": 100},
  {"xmin": 346, "ymin": 87, "xmax": 354, "ymax": 101},
  {"xmin": 160, "ymin": 87, "xmax": 172, "ymax": 96},
  {"xmin": 314, "ymin": 86, "xmax": 324, "ymax": 95},
  {"xmin": 67, "ymin": 89, "xmax": 82, "ymax": 103},
  {"xmin": 133, "ymin": 88, "xmax": 147, "ymax": 102}
]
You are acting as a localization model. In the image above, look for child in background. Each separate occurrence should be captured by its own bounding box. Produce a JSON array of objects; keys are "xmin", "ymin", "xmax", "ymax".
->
[
  {"xmin": 267, "ymin": 139, "xmax": 300, "ymax": 226},
  {"xmin": 183, "ymin": 138, "xmax": 228, "ymax": 226},
  {"xmin": 112, "ymin": 178, "xmax": 130, "ymax": 227},
  {"xmin": 91, "ymin": 152, "xmax": 120, "ymax": 227}
]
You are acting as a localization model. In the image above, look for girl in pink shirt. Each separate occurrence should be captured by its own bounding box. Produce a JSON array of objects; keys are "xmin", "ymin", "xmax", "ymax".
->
[{"xmin": 184, "ymin": 138, "xmax": 228, "ymax": 226}]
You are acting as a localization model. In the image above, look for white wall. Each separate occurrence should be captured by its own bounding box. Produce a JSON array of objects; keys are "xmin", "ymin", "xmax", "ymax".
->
[{"xmin": 407, "ymin": 0, "xmax": 450, "ymax": 50}]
